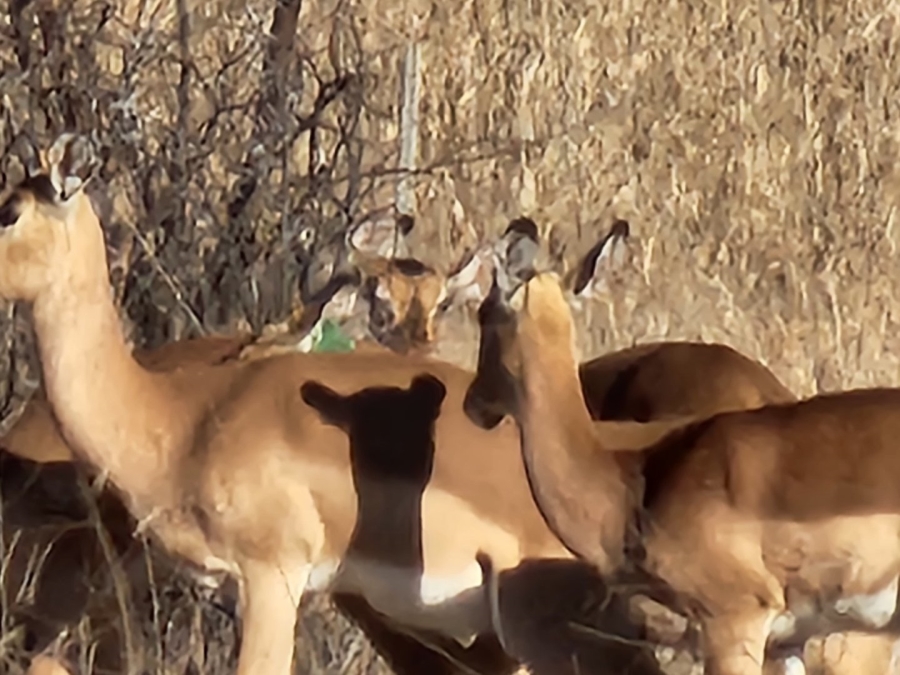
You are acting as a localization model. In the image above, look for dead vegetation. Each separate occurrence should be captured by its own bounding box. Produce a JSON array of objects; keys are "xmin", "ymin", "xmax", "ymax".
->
[{"xmin": 1, "ymin": 0, "xmax": 899, "ymax": 673}]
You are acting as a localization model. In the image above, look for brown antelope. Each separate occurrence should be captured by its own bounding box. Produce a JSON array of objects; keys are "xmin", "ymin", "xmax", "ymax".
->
[
  {"xmin": 293, "ymin": 210, "xmax": 451, "ymax": 354},
  {"xmin": 1, "ymin": 131, "xmax": 709, "ymax": 675},
  {"xmin": 463, "ymin": 256, "xmax": 900, "ymax": 675},
  {"xmin": 303, "ymin": 210, "xmax": 543, "ymax": 357},
  {"xmin": 0, "ymin": 134, "xmax": 808, "ymax": 674}
]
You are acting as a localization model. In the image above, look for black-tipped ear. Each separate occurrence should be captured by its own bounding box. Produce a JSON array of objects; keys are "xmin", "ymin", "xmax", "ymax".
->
[
  {"xmin": 410, "ymin": 373, "xmax": 447, "ymax": 416},
  {"xmin": 571, "ymin": 219, "xmax": 631, "ymax": 296},
  {"xmin": 47, "ymin": 133, "xmax": 98, "ymax": 201},
  {"xmin": 300, "ymin": 234, "xmax": 362, "ymax": 306},
  {"xmin": 443, "ymin": 247, "xmax": 489, "ymax": 308},
  {"xmin": 498, "ymin": 216, "xmax": 540, "ymax": 287},
  {"xmin": 505, "ymin": 236, "xmax": 538, "ymax": 282},
  {"xmin": 609, "ymin": 219, "xmax": 630, "ymax": 240},
  {"xmin": 301, "ymin": 380, "xmax": 350, "ymax": 428},
  {"xmin": 503, "ymin": 217, "xmax": 539, "ymax": 243},
  {"xmin": 396, "ymin": 213, "xmax": 415, "ymax": 236},
  {"xmin": 348, "ymin": 209, "xmax": 413, "ymax": 256}
]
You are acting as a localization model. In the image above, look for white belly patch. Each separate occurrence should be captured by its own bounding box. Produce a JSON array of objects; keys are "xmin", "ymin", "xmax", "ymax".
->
[
  {"xmin": 772, "ymin": 575, "xmax": 900, "ymax": 644},
  {"xmin": 833, "ymin": 575, "xmax": 898, "ymax": 628},
  {"xmin": 419, "ymin": 560, "xmax": 485, "ymax": 605},
  {"xmin": 307, "ymin": 555, "xmax": 490, "ymax": 647}
]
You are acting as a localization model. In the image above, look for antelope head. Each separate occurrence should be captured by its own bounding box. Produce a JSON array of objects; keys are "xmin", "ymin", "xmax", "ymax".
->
[
  {"xmin": 463, "ymin": 217, "xmax": 632, "ymax": 429},
  {"xmin": 290, "ymin": 210, "xmax": 545, "ymax": 354},
  {"xmin": 0, "ymin": 132, "xmax": 102, "ymax": 302}
]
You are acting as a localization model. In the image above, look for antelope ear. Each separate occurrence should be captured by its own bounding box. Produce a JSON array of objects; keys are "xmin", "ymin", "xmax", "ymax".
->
[
  {"xmin": 348, "ymin": 209, "xmax": 413, "ymax": 257},
  {"xmin": 445, "ymin": 247, "xmax": 480, "ymax": 284},
  {"xmin": 570, "ymin": 219, "xmax": 631, "ymax": 296},
  {"xmin": 396, "ymin": 213, "xmax": 415, "ymax": 236},
  {"xmin": 410, "ymin": 373, "xmax": 447, "ymax": 417},
  {"xmin": 47, "ymin": 133, "xmax": 98, "ymax": 201},
  {"xmin": 439, "ymin": 246, "xmax": 489, "ymax": 313},
  {"xmin": 301, "ymin": 380, "xmax": 350, "ymax": 428},
  {"xmin": 500, "ymin": 217, "xmax": 540, "ymax": 283},
  {"xmin": 299, "ymin": 230, "xmax": 361, "ymax": 306}
]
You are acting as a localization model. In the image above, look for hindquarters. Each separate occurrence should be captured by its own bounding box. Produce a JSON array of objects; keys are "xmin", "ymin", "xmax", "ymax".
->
[{"xmin": 580, "ymin": 341, "xmax": 794, "ymax": 422}]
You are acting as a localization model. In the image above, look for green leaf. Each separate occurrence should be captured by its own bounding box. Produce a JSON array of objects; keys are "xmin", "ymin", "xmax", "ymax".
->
[{"xmin": 312, "ymin": 319, "xmax": 356, "ymax": 353}]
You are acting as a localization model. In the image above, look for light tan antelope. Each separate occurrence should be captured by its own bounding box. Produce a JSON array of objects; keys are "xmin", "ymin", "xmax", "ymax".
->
[
  {"xmin": 464, "ymin": 258, "xmax": 900, "ymax": 675},
  {"xmin": 2, "ymin": 330, "xmax": 799, "ymax": 675},
  {"xmin": 0, "ymin": 132, "xmax": 704, "ymax": 675}
]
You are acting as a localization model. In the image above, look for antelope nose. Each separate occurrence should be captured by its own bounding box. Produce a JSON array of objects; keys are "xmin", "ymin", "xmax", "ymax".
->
[{"xmin": 463, "ymin": 385, "xmax": 505, "ymax": 430}]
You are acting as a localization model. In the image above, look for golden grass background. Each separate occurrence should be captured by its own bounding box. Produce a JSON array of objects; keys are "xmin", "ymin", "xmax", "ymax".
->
[{"xmin": 2, "ymin": 0, "xmax": 900, "ymax": 672}]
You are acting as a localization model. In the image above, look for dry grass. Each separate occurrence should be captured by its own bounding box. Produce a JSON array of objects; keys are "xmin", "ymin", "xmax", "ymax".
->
[
  {"xmin": 1, "ymin": 0, "xmax": 899, "ymax": 672},
  {"xmin": 396, "ymin": 0, "xmax": 900, "ymax": 401}
]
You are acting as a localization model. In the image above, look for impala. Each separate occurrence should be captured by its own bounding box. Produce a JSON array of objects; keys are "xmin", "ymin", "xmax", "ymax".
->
[{"xmin": 464, "ymin": 251, "xmax": 900, "ymax": 675}]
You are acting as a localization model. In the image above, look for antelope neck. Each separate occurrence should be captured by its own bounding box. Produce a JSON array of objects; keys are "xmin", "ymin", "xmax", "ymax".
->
[
  {"xmin": 512, "ymin": 329, "xmax": 632, "ymax": 571},
  {"xmin": 31, "ymin": 209, "xmax": 174, "ymax": 503}
]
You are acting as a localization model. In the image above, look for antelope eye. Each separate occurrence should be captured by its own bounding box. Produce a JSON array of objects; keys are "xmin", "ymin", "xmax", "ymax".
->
[{"xmin": 0, "ymin": 195, "xmax": 21, "ymax": 229}]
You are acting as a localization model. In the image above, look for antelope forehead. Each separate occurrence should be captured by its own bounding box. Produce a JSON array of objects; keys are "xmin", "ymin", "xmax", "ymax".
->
[
  {"xmin": 518, "ymin": 274, "xmax": 568, "ymax": 316},
  {"xmin": 527, "ymin": 272, "xmax": 565, "ymax": 298}
]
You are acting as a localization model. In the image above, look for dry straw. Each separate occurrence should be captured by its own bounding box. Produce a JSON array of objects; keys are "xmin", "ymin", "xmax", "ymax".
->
[{"xmin": 3, "ymin": 0, "xmax": 900, "ymax": 672}]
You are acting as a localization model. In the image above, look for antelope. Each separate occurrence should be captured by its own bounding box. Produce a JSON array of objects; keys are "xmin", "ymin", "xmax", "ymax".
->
[
  {"xmin": 0, "ymin": 132, "xmax": 809, "ymax": 674},
  {"xmin": 0, "ymin": 450, "xmax": 518, "ymax": 675},
  {"xmin": 463, "ymin": 251, "xmax": 900, "ymax": 675},
  {"xmin": 293, "ymin": 209, "xmax": 451, "ymax": 354},
  {"xmin": 4, "ymin": 332, "xmax": 398, "ymax": 465},
  {"xmin": 2, "ymin": 131, "xmax": 712, "ymax": 675},
  {"xmin": 0, "ymin": 328, "xmax": 522, "ymax": 673},
  {"xmin": 298, "ymin": 375, "xmax": 667, "ymax": 675}
]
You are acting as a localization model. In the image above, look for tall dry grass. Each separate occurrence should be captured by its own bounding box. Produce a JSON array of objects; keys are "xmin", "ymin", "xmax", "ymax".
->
[{"xmin": 2, "ymin": 0, "xmax": 899, "ymax": 673}]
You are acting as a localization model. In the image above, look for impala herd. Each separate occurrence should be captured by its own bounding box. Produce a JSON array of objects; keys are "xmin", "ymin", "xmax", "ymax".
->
[{"xmin": 0, "ymin": 131, "xmax": 898, "ymax": 675}]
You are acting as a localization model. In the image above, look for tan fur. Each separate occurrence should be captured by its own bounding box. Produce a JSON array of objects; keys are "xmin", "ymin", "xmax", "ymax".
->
[
  {"xmin": 4, "ymin": 330, "xmax": 402, "ymax": 466},
  {"xmin": 467, "ymin": 270, "xmax": 900, "ymax": 675},
  {"xmin": 4, "ymin": 334, "xmax": 255, "ymax": 463},
  {"xmin": 25, "ymin": 656, "xmax": 75, "ymax": 675},
  {"xmin": 578, "ymin": 340, "xmax": 796, "ymax": 421},
  {"xmin": 804, "ymin": 632, "xmax": 900, "ymax": 675},
  {"xmin": 0, "ymin": 334, "xmax": 803, "ymax": 675}
]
